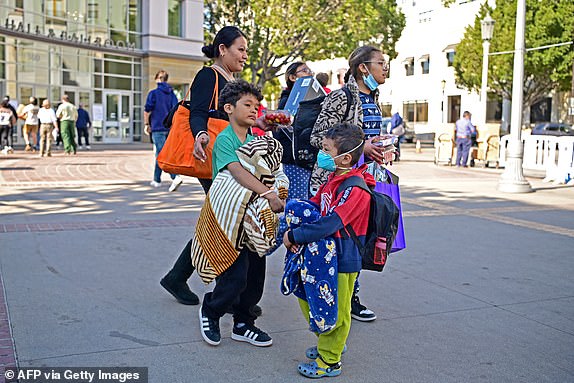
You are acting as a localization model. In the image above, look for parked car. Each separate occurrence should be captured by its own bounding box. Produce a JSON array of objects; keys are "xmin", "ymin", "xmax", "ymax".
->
[{"xmin": 531, "ymin": 122, "xmax": 573, "ymax": 137}]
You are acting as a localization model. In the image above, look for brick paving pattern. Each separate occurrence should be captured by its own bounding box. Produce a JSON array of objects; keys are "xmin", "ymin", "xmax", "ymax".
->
[{"xmin": 0, "ymin": 145, "xmax": 152, "ymax": 186}]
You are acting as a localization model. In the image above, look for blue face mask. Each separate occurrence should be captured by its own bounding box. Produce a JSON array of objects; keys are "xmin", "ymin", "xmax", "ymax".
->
[
  {"xmin": 362, "ymin": 68, "xmax": 379, "ymax": 91},
  {"xmin": 317, "ymin": 142, "xmax": 364, "ymax": 172},
  {"xmin": 317, "ymin": 150, "xmax": 337, "ymax": 172}
]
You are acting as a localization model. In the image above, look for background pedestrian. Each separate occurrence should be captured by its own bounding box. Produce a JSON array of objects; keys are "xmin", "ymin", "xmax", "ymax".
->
[
  {"xmin": 76, "ymin": 104, "xmax": 92, "ymax": 150},
  {"xmin": 144, "ymin": 70, "xmax": 181, "ymax": 191},
  {"xmin": 56, "ymin": 95, "xmax": 78, "ymax": 155}
]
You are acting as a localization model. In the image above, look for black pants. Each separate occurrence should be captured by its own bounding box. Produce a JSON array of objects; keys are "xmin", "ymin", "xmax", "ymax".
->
[
  {"xmin": 166, "ymin": 177, "xmax": 213, "ymax": 283},
  {"xmin": 76, "ymin": 126, "xmax": 89, "ymax": 146},
  {"xmin": 202, "ymin": 247, "xmax": 266, "ymax": 326},
  {"xmin": 0, "ymin": 125, "xmax": 10, "ymax": 147}
]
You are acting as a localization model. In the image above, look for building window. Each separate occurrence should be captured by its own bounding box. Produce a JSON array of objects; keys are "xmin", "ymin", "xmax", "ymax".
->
[
  {"xmin": 443, "ymin": 44, "xmax": 457, "ymax": 67},
  {"xmin": 416, "ymin": 102, "xmax": 429, "ymax": 121},
  {"xmin": 446, "ymin": 51, "xmax": 455, "ymax": 66},
  {"xmin": 530, "ymin": 97, "xmax": 551, "ymax": 123},
  {"xmin": 404, "ymin": 57, "xmax": 414, "ymax": 76},
  {"xmin": 419, "ymin": 55, "xmax": 429, "ymax": 74},
  {"xmin": 168, "ymin": 0, "xmax": 184, "ymax": 37},
  {"xmin": 403, "ymin": 101, "xmax": 428, "ymax": 123}
]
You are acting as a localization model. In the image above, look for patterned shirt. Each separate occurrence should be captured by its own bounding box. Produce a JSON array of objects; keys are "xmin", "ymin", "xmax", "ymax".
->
[{"xmin": 359, "ymin": 92, "xmax": 383, "ymax": 138}]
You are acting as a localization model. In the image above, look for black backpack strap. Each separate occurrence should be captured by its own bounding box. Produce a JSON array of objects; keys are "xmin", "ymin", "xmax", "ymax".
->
[
  {"xmin": 336, "ymin": 175, "xmax": 370, "ymax": 196},
  {"xmin": 336, "ymin": 176, "xmax": 371, "ymax": 253},
  {"xmin": 341, "ymin": 86, "xmax": 353, "ymax": 121}
]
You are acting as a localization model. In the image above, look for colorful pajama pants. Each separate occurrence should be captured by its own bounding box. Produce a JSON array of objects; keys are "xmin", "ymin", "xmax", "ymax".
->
[{"xmin": 299, "ymin": 272, "xmax": 358, "ymax": 364}]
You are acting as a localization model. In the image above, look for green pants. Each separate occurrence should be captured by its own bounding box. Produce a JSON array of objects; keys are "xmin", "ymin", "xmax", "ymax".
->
[
  {"xmin": 299, "ymin": 272, "xmax": 358, "ymax": 364},
  {"xmin": 60, "ymin": 120, "xmax": 76, "ymax": 154}
]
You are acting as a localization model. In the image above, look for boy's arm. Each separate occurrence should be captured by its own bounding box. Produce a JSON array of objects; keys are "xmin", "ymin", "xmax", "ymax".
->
[
  {"xmin": 288, "ymin": 186, "xmax": 369, "ymax": 245},
  {"xmin": 287, "ymin": 213, "xmax": 344, "ymax": 245},
  {"xmin": 227, "ymin": 162, "xmax": 285, "ymax": 213}
]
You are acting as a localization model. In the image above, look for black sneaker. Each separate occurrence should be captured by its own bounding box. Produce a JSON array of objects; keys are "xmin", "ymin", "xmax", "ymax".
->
[
  {"xmin": 231, "ymin": 323, "xmax": 272, "ymax": 347},
  {"xmin": 351, "ymin": 295, "xmax": 377, "ymax": 322},
  {"xmin": 160, "ymin": 276, "xmax": 199, "ymax": 305},
  {"xmin": 199, "ymin": 305, "xmax": 221, "ymax": 346},
  {"xmin": 225, "ymin": 304, "xmax": 263, "ymax": 317}
]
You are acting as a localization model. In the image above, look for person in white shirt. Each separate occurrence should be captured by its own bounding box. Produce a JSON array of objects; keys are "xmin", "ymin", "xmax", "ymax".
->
[
  {"xmin": 37, "ymin": 99, "xmax": 58, "ymax": 157},
  {"xmin": 21, "ymin": 97, "xmax": 40, "ymax": 152},
  {"xmin": 0, "ymin": 99, "xmax": 16, "ymax": 155}
]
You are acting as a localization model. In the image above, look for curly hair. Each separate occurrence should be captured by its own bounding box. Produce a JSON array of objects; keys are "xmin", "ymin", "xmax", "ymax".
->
[
  {"xmin": 219, "ymin": 79, "xmax": 263, "ymax": 107},
  {"xmin": 325, "ymin": 123, "xmax": 365, "ymax": 165}
]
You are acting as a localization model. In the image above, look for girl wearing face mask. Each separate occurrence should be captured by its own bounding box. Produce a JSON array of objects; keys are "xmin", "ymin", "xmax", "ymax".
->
[
  {"xmin": 309, "ymin": 45, "xmax": 391, "ymax": 323},
  {"xmin": 311, "ymin": 45, "xmax": 389, "ymax": 176}
]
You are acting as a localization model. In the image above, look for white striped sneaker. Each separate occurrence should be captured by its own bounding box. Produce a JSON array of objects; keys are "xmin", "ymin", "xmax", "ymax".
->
[{"xmin": 231, "ymin": 323, "xmax": 272, "ymax": 347}]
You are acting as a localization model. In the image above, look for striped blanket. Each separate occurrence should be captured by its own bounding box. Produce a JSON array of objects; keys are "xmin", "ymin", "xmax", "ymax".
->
[{"xmin": 191, "ymin": 136, "xmax": 289, "ymax": 284}]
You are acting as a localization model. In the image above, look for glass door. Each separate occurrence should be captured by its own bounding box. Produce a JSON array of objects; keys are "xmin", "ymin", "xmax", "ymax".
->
[{"xmin": 104, "ymin": 92, "xmax": 131, "ymax": 143}]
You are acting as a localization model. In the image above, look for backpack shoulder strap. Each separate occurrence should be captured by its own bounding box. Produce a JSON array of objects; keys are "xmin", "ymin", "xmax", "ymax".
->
[
  {"xmin": 336, "ymin": 175, "xmax": 372, "ymax": 252},
  {"xmin": 336, "ymin": 175, "xmax": 371, "ymax": 196}
]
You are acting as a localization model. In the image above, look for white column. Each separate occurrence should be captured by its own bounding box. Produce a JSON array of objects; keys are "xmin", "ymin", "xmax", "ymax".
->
[
  {"xmin": 498, "ymin": 0, "xmax": 532, "ymax": 193},
  {"xmin": 480, "ymin": 40, "xmax": 490, "ymax": 128}
]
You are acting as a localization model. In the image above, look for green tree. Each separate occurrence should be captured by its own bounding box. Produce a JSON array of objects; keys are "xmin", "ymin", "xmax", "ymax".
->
[
  {"xmin": 204, "ymin": 0, "xmax": 406, "ymax": 91},
  {"xmin": 453, "ymin": 0, "xmax": 574, "ymax": 108}
]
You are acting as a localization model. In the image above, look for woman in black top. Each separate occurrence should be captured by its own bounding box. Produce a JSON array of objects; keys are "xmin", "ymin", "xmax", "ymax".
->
[
  {"xmin": 160, "ymin": 26, "xmax": 252, "ymax": 307},
  {"xmin": 190, "ymin": 28, "xmax": 248, "ymax": 193}
]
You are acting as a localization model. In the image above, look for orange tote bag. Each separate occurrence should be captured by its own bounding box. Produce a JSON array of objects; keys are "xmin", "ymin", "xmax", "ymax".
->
[{"xmin": 157, "ymin": 68, "xmax": 228, "ymax": 179}]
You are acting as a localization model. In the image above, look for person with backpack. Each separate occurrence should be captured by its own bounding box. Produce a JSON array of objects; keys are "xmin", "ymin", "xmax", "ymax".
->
[
  {"xmin": 309, "ymin": 45, "xmax": 393, "ymax": 322},
  {"xmin": 283, "ymin": 123, "xmax": 373, "ymax": 378},
  {"xmin": 144, "ymin": 70, "xmax": 181, "ymax": 191}
]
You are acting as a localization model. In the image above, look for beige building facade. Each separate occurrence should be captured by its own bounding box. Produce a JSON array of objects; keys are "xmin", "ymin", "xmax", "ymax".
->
[{"xmin": 0, "ymin": 0, "xmax": 206, "ymax": 144}]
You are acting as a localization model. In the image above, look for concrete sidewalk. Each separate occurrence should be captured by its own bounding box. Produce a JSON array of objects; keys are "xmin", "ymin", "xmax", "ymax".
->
[{"xmin": 0, "ymin": 144, "xmax": 573, "ymax": 382}]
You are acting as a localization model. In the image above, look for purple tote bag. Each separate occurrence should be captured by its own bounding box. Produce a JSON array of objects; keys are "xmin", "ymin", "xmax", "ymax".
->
[
  {"xmin": 375, "ymin": 169, "xmax": 406, "ymax": 253},
  {"xmin": 357, "ymin": 155, "xmax": 406, "ymax": 252}
]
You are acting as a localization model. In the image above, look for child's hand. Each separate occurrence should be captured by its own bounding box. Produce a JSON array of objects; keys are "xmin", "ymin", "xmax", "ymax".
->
[
  {"xmin": 283, "ymin": 230, "xmax": 300, "ymax": 252},
  {"xmin": 266, "ymin": 193, "xmax": 285, "ymax": 213}
]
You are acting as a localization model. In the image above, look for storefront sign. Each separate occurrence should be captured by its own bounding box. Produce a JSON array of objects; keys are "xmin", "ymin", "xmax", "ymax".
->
[
  {"xmin": 3, "ymin": 18, "xmax": 136, "ymax": 51},
  {"xmin": 92, "ymin": 104, "xmax": 104, "ymax": 121}
]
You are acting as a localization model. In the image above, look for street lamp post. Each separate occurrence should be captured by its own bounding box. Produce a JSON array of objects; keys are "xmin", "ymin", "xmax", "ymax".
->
[
  {"xmin": 498, "ymin": 0, "xmax": 532, "ymax": 193},
  {"xmin": 441, "ymin": 79, "xmax": 446, "ymax": 123},
  {"xmin": 480, "ymin": 13, "xmax": 495, "ymax": 129}
]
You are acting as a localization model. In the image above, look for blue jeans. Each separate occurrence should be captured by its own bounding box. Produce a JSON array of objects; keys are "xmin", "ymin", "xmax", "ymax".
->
[
  {"xmin": 455, "ymin": 137, "xmax": 472, "ymax": 167},
  {"xmin": 152, "ymin": 131, "xmax": 176, "ymax": 182}
]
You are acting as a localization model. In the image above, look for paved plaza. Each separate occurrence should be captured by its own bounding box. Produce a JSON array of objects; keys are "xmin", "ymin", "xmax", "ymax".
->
[{"xmin": 0, "ymin": 143, "xmax": 573, "ymax": 383}]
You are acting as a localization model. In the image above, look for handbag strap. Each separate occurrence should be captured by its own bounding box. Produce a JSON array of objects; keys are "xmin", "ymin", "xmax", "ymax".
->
[
  {"xmin": 209, "ymin": 67, "xmax": 220, "ymax": 110},
  {"xmin": 181, "ymin": 66, "xmax": 221, "ymax": 107}
]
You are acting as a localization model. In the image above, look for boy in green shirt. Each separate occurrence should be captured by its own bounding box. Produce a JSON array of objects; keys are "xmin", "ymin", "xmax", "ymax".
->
[{"xmin": 199, "ymin": 80, "xmax": 284, "ymax": 347}]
